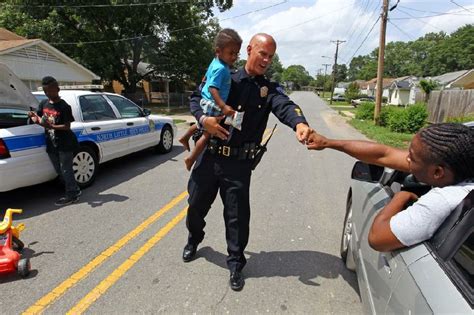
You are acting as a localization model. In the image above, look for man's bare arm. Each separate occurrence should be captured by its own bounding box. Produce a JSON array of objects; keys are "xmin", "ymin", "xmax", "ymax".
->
[{"xmin": 307, "ymin": 133, "xmax": 410, "ymax": 172}]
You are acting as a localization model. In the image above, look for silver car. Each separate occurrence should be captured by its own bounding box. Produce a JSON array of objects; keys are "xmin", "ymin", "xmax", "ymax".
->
[{"xmin": 341, "ymin": 162, "xmax": 473, "ymax": 314}]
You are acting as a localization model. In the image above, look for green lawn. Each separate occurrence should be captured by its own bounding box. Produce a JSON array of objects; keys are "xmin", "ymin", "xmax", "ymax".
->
[{"xmin": 349, "ymin": 118, "xmax": 414, "ymax": 149}]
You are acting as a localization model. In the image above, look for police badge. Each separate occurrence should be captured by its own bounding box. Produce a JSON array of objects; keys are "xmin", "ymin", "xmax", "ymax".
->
[{"xmin": 260, "ymin": 86, "xmax": 268, "ymax": 98}]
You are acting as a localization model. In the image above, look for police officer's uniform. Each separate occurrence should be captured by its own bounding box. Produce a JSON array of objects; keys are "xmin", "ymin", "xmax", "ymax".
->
[{"xmin": 187, "ymin": 68, "xmax": 308, "ymax": 273}]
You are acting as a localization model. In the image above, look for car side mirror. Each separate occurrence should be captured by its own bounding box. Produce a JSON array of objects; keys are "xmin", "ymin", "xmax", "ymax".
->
[
  {"xmin": 351, "ymin": 161, "xmax": 384, "ymax": 183},
  {"xmin": 143, "ymin": 108, "xmax": 151, "ymax": 116}
]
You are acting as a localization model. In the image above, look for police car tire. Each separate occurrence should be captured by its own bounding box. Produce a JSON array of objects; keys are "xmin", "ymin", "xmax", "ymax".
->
[
  {"xmin": 156, "ymin": 125, "xmax": 173, "ymax": 154},
  {"xmin": 73, "ymin": 146, "xmax": 98, "ymax": 188}
]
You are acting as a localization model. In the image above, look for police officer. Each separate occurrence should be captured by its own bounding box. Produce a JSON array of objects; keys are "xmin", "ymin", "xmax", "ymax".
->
[{"xmin": 182, "ymin": 33, "xmax": 314, "ymax": 291}]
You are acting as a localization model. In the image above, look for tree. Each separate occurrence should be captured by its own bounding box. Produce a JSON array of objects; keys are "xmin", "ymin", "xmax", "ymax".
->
[
  {"xmin": 266, "ymin": 54, "xmax": 284, "ymax": 81},
  {"xmin": 334, "ymin": 64, "xmax": 348, "ymax": 83},
  {"xmin": 0, "ymin": 1, "xmax": 233, "ymax": 94},
  {"xmin": 281, "ymin": 65, "xmax": 312, "ymax": 89},
  {"xmin": 344, "ymin": 82, "xmax": 360, "ymax": 102},
  {"xmin": 314, "ymin": 74, "xmax": 330, "ymax": 91},
  {"xmin": 419, "ymin": 79, "xmax": 438, "ymax": 102}
]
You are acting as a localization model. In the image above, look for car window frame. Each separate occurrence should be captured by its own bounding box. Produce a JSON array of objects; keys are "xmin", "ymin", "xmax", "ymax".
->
[
  {"xmin": 105, "ymin": 95, "xmax": 145, "ymax": 119},
  {"xmin": 427, "ymin": 190, "xmax": 474, "ymax": 307},
  {"xmin": 79, "ymin": 94, "xmax": 118, "ymax": 122}
]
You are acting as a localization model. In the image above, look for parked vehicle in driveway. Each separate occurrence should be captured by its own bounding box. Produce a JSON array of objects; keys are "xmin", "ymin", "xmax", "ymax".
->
[
  {"xmin": 0, "ymin": 63, "xmax": 176, "ymax": 192},
  {"xmin": 350, "ymin": 96, "xmax": 375, "ymax": 107},
  {"xmin": 341, "ymin": 161, "xmax": 473, "ymax": 314},
  {"xmin": 327, "ymin": 94, "xmax": 346, "ymax": 102}
]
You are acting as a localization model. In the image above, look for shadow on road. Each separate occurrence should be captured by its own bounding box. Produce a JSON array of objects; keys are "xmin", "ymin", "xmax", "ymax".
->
[
  {"xmin": 197, "ymin": 246, "xmax": 360, "ymax": 296},
  {"xmin": 0, "ymin": 146, "xmax": 185, "ymax": 219}
]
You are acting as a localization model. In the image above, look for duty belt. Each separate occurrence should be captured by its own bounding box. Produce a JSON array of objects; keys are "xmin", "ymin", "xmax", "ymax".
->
[{"xmin": 207, "ymin": 141, "xmax": 259, "ymax": 160}]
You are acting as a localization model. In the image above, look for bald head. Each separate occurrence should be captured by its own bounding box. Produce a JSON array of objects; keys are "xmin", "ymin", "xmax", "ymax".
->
[
  {"xmin": 245, "ymin": 33, "xmax": 277, "ymax": 76},
  {"xmin": 249, "ymin": 33, "xmax": 276, "ymax": 49}
]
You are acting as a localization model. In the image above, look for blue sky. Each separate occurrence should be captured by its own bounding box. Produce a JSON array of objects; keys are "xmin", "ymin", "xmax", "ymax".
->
[{"xmin": 212, "ymin": 0, "xmax": 474, "ymax": 76}]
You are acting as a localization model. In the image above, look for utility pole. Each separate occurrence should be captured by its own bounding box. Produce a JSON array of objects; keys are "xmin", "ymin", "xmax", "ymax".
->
[
  {"xmin": 322, "ymin": 63, "xmax": 331, "ymax": 76},
  {"xmin": 329, "ymin": 40, "xmax": 345, "ymax": 105},
  {"xmin": 374, "ymin": 0, "xmax": 389, "ymax": 125}
]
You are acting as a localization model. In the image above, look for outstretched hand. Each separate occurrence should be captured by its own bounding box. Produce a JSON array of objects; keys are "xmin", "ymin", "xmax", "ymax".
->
[
  {"xmin": 306, "ymin": 132, "xmax": 328, "ymax": 150},
  {"xmin": 202, "ymin": 115, "xmax": 229, "ymax": 140},
  {"xmin": 295, "ymin": 123, "xmax": 313, "ymax": 144}
]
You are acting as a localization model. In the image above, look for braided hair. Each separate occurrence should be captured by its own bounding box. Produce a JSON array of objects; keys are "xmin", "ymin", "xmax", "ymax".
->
[{"xmin": 419, "ymin": 123, "xmax": 474, "ymax": 183}]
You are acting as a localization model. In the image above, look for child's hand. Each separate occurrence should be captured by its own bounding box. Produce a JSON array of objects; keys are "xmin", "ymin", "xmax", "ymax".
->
[{"xmin": 222, "ymin": 105, "xmax": 235, "ymax": 117}]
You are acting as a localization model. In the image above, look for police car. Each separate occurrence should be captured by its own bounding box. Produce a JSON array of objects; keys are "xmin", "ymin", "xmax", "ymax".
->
[{"xmin": 0, "ymin": 64, "xmax": 176, "ymax": 192}]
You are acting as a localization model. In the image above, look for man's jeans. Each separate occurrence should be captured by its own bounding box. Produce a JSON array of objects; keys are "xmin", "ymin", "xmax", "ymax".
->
[{"xmin": 48, "ymin": 150, "xmax": 80, "ymax": 198}]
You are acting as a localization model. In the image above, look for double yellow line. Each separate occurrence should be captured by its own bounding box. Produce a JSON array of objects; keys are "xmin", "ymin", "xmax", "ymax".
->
[{"xmin": 24, "ymin": 191, "xmax": 188, "ymax": 314}]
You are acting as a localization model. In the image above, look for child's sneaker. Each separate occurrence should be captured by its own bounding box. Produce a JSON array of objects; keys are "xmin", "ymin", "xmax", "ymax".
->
[{"xmin": 55, "ymin": 194, "xmax": 80, "ymax": 206}]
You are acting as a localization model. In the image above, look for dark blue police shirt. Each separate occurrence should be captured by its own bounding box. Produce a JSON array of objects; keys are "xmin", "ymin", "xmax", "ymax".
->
[{"xmin": 190, "ymin": 68, "xmax": 308, "ymax": 147}]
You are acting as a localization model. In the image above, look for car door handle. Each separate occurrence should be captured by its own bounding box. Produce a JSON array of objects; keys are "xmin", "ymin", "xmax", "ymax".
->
[
  {"xmin": 127, "ymin": 122, "xmax": 134, "ymax": 126},
  {"xmin": 380, "ymin": 254, "xmax": 392, "ymax": 276},
  {"xmin": 91, "ymin": 127, "xmax": 101, "ymax": 131}
]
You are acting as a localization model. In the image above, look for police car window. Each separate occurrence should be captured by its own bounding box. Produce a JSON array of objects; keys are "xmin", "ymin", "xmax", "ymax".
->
[
  {"xmin": 107, "ymin": 95, "xmax": 142, "ymax": 118},
  {"xmin": 79, "ymin": 95, "xmax": 117, "ymax": 121}
]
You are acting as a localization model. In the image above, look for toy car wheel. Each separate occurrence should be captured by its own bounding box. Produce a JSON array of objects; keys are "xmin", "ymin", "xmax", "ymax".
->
[
  {"xmin": 12, "ymin": 236, "xmax": 24, "ymax": 251},
  {"xmin": 18, "ymin": 258, "xmax": 31, "ymax": 278}
]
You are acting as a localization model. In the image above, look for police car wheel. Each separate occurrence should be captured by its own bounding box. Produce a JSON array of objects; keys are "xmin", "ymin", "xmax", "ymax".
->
[
  {"xmin": 156, "ymin": 125, "xmax": 173, "ymax": 153},
  {"xmin": 73, "ymin": 146, "xmax": 98, "ymax": 188}
]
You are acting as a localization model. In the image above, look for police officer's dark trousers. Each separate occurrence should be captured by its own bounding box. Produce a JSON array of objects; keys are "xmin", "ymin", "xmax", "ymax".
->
[{"xmin": 186, "ymin": 153, "xmax": 252, "ymax": 272}]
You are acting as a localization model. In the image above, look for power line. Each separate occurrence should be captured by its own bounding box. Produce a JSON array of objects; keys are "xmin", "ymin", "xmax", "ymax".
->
[
  {"xmin": 345, "ymin": 15, "xmax": 380, "ymax": 64},
  {"xmin": 450, "ymin": 0, "xmax": 474, "ymax": 13},
  {"xmin": 398, "ymin": 4, "xmax": 471, "ymax": 16},
  {"xmin": 391, "ymin": 10, "xmax": 473, "ymax": 20},
  {"xmin": 48, "ymin": 1, "xmax": 287, "ymax": 45},
  {"xmin": 388, "ymin": 19, "xmax": 414, "ymax": 40},
  {"xmin": 340, "ymin": 0, "xmax": 381, "ymax": 63},
  {"xmin": 395, "ymin": 7, "xmax": 444, "ymax": 32},
  {"xmin": 1, "ymin": 0, "xmax": 193, "ymax": 8}
]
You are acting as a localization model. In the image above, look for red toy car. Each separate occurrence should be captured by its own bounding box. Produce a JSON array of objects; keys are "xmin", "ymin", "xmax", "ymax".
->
[{"xmin": 0, "ymin": 208, "xmax": 30, "ymax": 278}]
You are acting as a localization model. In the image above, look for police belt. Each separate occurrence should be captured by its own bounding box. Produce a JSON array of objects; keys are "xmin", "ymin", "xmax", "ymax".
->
[{"xmin": 207, "ymin": 141, "xmax": 260, "ymax": 160}]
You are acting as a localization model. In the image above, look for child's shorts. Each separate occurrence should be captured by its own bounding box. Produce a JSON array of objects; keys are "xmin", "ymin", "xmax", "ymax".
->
[{"xmin": 201, "ymin": 98, "xmax": 222, "ymax": 117}]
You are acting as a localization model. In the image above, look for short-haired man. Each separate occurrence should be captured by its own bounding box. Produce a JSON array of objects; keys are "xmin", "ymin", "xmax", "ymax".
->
[{"xmin": 29, "ymin": 76, "xmax": 81, "ymax": 206}]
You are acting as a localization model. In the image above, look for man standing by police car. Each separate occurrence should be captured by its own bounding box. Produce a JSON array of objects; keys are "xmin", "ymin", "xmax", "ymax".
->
[{"xmin": 183, "ymin": 33, "xmax": 314, "ymax": 291}]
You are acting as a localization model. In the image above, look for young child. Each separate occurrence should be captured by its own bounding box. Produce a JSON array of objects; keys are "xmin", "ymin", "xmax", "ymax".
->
[
  {"xmin": 306, "ymin": 123, "xmax": 474, "ymax": 251},
  {"xmin": 179, "ymin": 28, "xmax": 243, "ymax": 171}
]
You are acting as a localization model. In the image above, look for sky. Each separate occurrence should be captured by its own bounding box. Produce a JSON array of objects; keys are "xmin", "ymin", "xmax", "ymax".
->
[{"xmin": 212, "ymin": 0, "xmax": 474, "ymax": 76}]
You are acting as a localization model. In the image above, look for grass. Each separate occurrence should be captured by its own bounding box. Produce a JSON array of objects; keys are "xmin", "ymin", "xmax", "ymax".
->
[{"xmin": 349, "ymin": 118, "xmax": 414, "ymax": 149}]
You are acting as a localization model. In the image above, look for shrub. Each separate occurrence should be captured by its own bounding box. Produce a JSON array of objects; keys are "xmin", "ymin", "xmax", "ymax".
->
[
  {"xmin": 445, "ymin": 114, "xmax": 474, "ymax": 123},
  {"xmin": 388, "ymin": 103, "xmax": 427, "ymax": 133},
  {"xmin": 379, "ymin": 106, "xmax": 400, "ymax": 127},
  {"xmin": 355, "ymin": 102, "xmax": 375, "ymax": 120}
]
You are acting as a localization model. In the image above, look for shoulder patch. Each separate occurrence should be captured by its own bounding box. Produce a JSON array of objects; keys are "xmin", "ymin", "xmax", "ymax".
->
[{"xmin": 276, "ymin": 86, "xmax": 286, "ymax": 96}]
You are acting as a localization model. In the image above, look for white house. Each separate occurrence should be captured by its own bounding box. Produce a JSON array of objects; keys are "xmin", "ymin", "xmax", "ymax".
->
[
  {"xmin": 361, "ymin": 77, "xmax": 395, "ymax": 99},
  {"xmin": 0, "ymin": 28, "xmax": 99, "ymax": 91},
  {"xmin": 388, "ymin": 76, "xmax": 419, "ymax": 105}
]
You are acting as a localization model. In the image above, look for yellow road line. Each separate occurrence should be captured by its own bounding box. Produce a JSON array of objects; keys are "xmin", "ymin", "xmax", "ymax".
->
[
  {"xmin": 67, "ymin": 206, "xmax": 188, "ymax": 314},
  {"xmin": 23, "ymin": 191, "xmax": 188, "ymax": 315}
]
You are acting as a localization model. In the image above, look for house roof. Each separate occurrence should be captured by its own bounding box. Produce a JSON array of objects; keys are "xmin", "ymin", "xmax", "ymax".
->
[
  {"xmin": 0, "ymin": 28, "xmax": 99, "ymax": 80},
  {"xmin": 391, "ymin": 76, "xmax": 418, "ymax": 90},
  {"xmin": 363, "ymin": 77, "xmax": 395, "ymax": 89},
  {"xmin": 451, "ymin": 69, "xmax": 474, "ymax": 89},
  {"xmin": 0, "ymin": 28, "xmax": 25, "ymax": 40},
  {"xmin": 430, "ymin": 69, "xmax": 470, "ymax": 86}
]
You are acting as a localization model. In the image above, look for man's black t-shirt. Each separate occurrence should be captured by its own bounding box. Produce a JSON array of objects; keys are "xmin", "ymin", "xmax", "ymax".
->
[{"xmin": 37, "ymin": 99, "xmax": 79, "ymax": 152}]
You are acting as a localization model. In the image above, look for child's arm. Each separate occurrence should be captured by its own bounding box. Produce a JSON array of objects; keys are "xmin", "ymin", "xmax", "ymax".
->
[
  {"xmin": 209, "ymin": 87, "xmax": 235, "ymax": 116},
  {"xmin": 368, "ymin": 191, "xmax": 418, "ymax": 251}
]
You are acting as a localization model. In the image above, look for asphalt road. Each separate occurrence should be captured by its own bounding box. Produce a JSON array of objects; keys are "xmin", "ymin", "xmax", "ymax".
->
[{"xmin": 0, "ymin": 91, "xmax": 368, "ymax": 314}]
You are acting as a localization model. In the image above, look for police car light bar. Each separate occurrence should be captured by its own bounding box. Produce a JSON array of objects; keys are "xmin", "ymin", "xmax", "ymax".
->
[{"xmin": 37, "ymin": 84, "xmax": 104, "ymax": 91}]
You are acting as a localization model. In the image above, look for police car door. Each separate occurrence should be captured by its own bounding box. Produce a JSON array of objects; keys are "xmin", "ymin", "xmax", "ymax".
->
[
  {"xmin": 105, "ymin": 95, "xmax": 157, "ymax": 152},
  {"xmin": 77, "ymin": 94, "xmax": 129, "ymax": 161}
]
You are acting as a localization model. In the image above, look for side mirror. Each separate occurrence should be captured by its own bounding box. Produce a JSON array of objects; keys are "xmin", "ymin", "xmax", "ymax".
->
[
  {"xmin": 351, "ymin": 161, "xmax": 384, "ymax": 183},
  {"xmin": 143, "ymin": 108, "xmax": 151, "ymax": 116}
]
